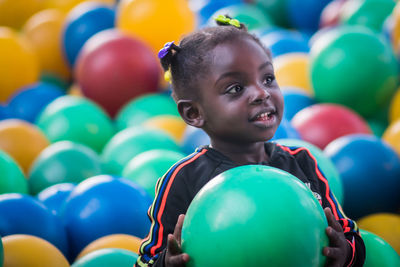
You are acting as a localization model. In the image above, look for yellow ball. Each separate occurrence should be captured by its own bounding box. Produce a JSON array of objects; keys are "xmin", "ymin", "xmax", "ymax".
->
[
  {"xmin": 45, "ymin": 0, "xmax": 115, "ymax": 13},
  {"xmin": 389, "ymin": 88, "xmax": 400, "ymax": 123},
  {"xmin": 0, "ymin": 27, "xmax": 40, "ymax": 102},
  {"xmin": 76, "ymin": 234, "xmax": 142, "ymax": 260},
  {"xmin": 273, "ymin": 53, "xmax": 313, "ymax": 95},
  {"xmin": 382, "ymin": 119, "xmax": 400, "ymax": 157},
  {"xmin": 357, "ymin": 213, "xmax": 400, "ymax": 255},
  {"xmin": 144, "ymin": 115, "xmax": 187, "ymax": 143},
  {"xmin": 2, "ymin": 234, "xmax": 69, "ymax": 267},
  {"xmin": 23, "ymin": 9, "xmax": 71, "ymax": 81},
  {"xmin": 0, "ymin": 119, "xmax": 50, "ymax": 174},
  {"xmin": 116, "ymin": 0, "xmax": 196, "ymax": 55},
  {"xmin": 0, "ymin": 0, "xmax": 44, "ymax": 29}
]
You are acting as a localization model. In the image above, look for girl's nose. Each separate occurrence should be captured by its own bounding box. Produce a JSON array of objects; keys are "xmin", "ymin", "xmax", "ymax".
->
[{"xmin": 249, "ymin": 84, "xmax": 270, "ymax": 105}]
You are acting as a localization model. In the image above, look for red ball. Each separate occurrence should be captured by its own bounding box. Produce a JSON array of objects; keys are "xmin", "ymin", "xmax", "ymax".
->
[
  {"xmin": 75, "ymin": 29, "xmax": 160, "ymax": 117},
  {"xmin": 291, "ymin": 104, "xmax": 372, "ymax": 149},
  {"xmin": 319, "ymin": 0, "xmax": 347, "ymax": 29}
]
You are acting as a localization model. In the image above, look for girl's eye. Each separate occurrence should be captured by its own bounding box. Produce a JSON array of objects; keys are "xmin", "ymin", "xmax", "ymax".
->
[
  {"xmin": 226, "ymin": 84, "xmax": 243, "ymax": 94},
  {"xmin": 263, "ymin": 75, "xmax": 275, "ymax": 86}
]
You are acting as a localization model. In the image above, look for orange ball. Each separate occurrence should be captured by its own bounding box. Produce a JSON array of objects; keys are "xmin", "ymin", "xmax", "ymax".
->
[
  {"xmin": 382, "ymin": 119, "xmax": 400, "ymax": 157},
  {"xmin": 23, "ymin": 9, "xmax": 71, "ymax": 81},
  {"xmin": 0, "ymin": 0, "xmax": 44, "ymax": 29},
  {"xmin": 273, "ymin": 53, "xmax": 313, "ymax": 95},
  {"xmin": 2, "ymin": 234, "xmax": 69, "ymax": 267},
  {"xmin": 76, "ymin": 234, "xmax": 142, "ymax": 260},
  {"xmin": 0, "ymin": 119, "xmax": 50, "ymax": 174},
  {"xmin": 144, "ymin": 115, "xmax": 187, "ymax": 143},
  {"xmin": 45, "ymin": 0, "xmax": 115, "ymax": 13},
  {"xmin": 116, "ymin": 0, "xmax": 196, "ymax": 55},
  {"xmin": 389, "ymin": 88, "xmax": 400, "ymax": 123}
]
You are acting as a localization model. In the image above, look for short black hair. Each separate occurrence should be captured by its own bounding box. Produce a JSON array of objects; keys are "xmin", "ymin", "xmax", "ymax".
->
[{"xmin": 160, "ymin": 18, "xmax": 271, "ymax": 101}]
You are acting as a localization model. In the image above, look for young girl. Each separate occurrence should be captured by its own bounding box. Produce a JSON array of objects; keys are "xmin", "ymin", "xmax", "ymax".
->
[{"xmin": 135, "ymin": 16, "xmax": 365, "ymax": 267}]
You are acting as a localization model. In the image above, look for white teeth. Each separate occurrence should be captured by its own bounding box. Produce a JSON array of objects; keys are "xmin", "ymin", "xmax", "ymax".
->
[{"xmin": 257, "ymin": 112, "xmax": 271, "ymax": 119}]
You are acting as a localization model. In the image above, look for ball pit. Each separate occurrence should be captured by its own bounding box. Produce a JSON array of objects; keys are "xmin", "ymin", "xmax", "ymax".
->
[{"xmin": 0, "ymin": 150, "xmax": 28, "ymax": 195}]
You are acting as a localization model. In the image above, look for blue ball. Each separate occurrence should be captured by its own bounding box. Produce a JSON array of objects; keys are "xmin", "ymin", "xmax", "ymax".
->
[
  {"xmin": 8, "ymin": 82, "xmax": 64, "ymax": 123},
  {"xmin": 0, "ymin": 193, "xmax": 68, "ymax": 256},
  {"xmin": 287, "ymin": 0, "xmax": 332, "ymax": 33},
  {"xmin": 37, "ymin": 183, "xmax": 76, "ymax": 217},
  {"xmin": 324, "ymin": 134, "xmax": 400, "ymax": 219},
  {"xmin": 0, "ymin": 104, "xmax": 14, "ymax": 120},
  {"xmin": 181, "ymin": 126, "xmax": 211, "ymax": 154},
  {"xmin": 62, "ymin": 2, "xmax": 115, "ymax": 67},
  {"xmin": 61, "ymin": 175, "xmax": 152, "ymax": 258},
  {"xmin": 272, "ymin": 117, "xmax": 302, "ymax": 140},
  {"xmin": 260, "ymin": 30, "xmax": 310, "ymax": 58},
  {"xmin": 282, "ymin": 89, "xmax": 316, "ymax": 120}
]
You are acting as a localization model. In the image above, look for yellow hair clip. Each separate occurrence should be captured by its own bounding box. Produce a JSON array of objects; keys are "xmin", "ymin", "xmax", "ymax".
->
[
  {"xmin": 164, "ymin": 69, "xmax": 172, "ymax": 83},
  {"xmin": 215, "ymin": 15, "xmax": 241, "ymax": 28}
]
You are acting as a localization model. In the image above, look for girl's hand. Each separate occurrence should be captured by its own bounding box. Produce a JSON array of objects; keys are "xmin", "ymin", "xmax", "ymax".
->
[
  {"xmin": 323, "ymin": 208, "xmax": 352, "ymax": 267},
  {"xmin": 165, "ymin": 214, "xmax": 190, "ymax": 267}
]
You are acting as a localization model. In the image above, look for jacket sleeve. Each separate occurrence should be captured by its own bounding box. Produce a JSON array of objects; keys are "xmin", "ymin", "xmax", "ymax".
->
[
  {"xmin": 304, "ymin": 149, "xmax": 366, "ymax": 267},
  {"xmin": 135, "ymin": 155, "xmax": 196, "ymax": 267}
]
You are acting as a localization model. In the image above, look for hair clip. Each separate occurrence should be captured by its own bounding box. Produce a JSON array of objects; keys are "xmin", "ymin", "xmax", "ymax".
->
[
  {"xmin": 158, "ymin": 41, "xmax": 174, "ymax": 59},
  {"xmin": 164, "ymin": 69, "xmax": 172, "ymax": 83},
  {"xmin": 215, "ymin": 15, "xmax": 240, "ymax": 28}
]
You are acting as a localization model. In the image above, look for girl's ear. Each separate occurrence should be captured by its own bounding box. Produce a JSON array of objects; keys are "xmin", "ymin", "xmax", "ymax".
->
[{"xmin": 177, "ymin": 99, "xmax": 204, "ymax": 128}]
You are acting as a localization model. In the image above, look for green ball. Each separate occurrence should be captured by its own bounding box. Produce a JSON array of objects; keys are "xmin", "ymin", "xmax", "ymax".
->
[
  {"xmin": 209, "ymin": 3, "xmax": 274, "ymax": 30},
  {"xmin": 71, "ymin": 248, "xmax": 138, "ymax": 267},
  {"xmin": 0, "ymin": 150, "xmax": 28, "ymax": 194},
  {"xmin": 36, "ymin": 95, "xmax": 115, "ymax": 153},
  {"xmin": 122, "ymin": 149, "xmax": 186, "ymax": 198},
  {"xmin": 115, "ymin": 93, "xmax": 180, "ymax": 131},
  {"xmin": 182, "ymin": 165, "xmax": 328, "ymax": 267},
  {"xmin": 360, "ymin": 229, "xmax": 400, "ymax": 267},
  {"xmin": 275, "ymin": 139, "xmax": 344, "ymax": 206},
  {"xmin": 28, "ymin": 141, "xmax": 102, "ymax": 195},
  {"xmin": 341, "ymin": 0, "xmax": 396, "ymax": 32},
  {"xmin": 101, "ymin": 127, "xmax": 182, "ymax": 175},
  {"xmin": 310, "ymin": 26, "xmax": 398, "ymax": 117},
  {"xmin": 255, "ymin": 0, "xmax": 290, "ymax": 27}
]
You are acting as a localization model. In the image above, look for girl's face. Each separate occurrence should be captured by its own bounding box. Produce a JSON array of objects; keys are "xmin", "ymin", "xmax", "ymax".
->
[{"xmin": 197, "ymin": 37, "xmax": 284, "ymax": 146}]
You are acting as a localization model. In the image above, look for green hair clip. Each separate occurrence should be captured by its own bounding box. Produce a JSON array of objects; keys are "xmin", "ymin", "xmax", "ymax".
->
[{"xmin": 215, "ymin": 15, "xmax": 241, "ymax": 28}]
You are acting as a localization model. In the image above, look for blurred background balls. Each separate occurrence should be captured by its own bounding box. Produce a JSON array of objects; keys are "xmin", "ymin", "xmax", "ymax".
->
[
  {"xmin": 0, "ymin": 150, "xmax": 28, "ymax": 195},
  {"xmin": 37, "ymin": 183, "xmax": 76, "ymax": 216},
  {"xmin": 71, "ymin": 248, "xmax": 138, "ymax": 267},
  {"xmin": 75, "ymin": 29, "xmax": 160, "ymax": 117}
]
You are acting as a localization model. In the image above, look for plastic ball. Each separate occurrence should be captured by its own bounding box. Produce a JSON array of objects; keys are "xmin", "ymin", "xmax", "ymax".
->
[
  {"xmin": 8, "ymin": 82, "xmax": 64, "ymax": 123},
  {"xmin": 61, "ymin": 175, "xmax": 152, "ymax": 258},
  {"xmin": 0, "ymin": 104, "xmax": 14, "ymax": 120},
  {"xmin": 358, "ymin": 213, "xmax": 400, "ymax": 255},
  {"xmin": 181, "ymin": 126, "xmax": 211, "ymax": 155},
  {"xmin": 62, "ymin": 2, "xmax": 115, "ymax": 67},
  {"xmin": 0, "ymin": 193, "xmax": 68, "ymax": 255},
  {"xmin": 340, "ymin": 0, "xmax": 396, "ymax": 32},
  {"xmin": 122, "ymin": 149, "xmax": 186, "ymax": 198},
  {"xmin": 22, "ymin": 9, "xmax": 71, "ymax": 80},
  {"xmin": 182, "ymin": 165, "xmax": 328, "ymax": 267},
  {"xmin": 382, "ymin": 119, "xmax": 400, "ymax": 156},
  {"xmin": 359, "ymin": 229, "xmax": 400, "ymax": 267},
  {"xmin": 287, "ymin": 0, "xmax": 332, "ymax": 32},
  {"xmin": 2, "ymin": 234, "xmax": 69, "ymax": 267},
  {"xmin": 254, "ymin": 0, "xmax": 290, "ymax": 27},
  {"xmin": 324, "ymin": 134, "xmax": 400, "ymax": 219},
  {"xmin": 260, "ymin": 30, "xmax": 310, "ymax": 58},
  {"xmin": 116, "ymin": 93, "xmax": 179, "ymax": 131},
  {"xmin": 75, "ymin": 29, "xmax": 160, "ymax": 117},
  {"xmin": 28, "ymin": 141, "xmax": 102, "ymax": 195},
  {"xmin": 282, "ymin": 88, "xmax": 316, "ymax": 120},
  {"xmin": 36, "ymin": 95, "xmax": 115, "ymax": 153},
  {"xmin": 76, "ymin": 234, "xmax": 142, "ymax": 260},
  {"xmin": 0, "ymin": 119, "xmax": 50, "ymax": 173},
  {"xmin": 45, "ymin": 0, "xmax": 115, "ymax": 13},
  {"xmin": 389, "ymin": 88, "xmax": 400, "ymax": 123},
  {"xmin": 37, "ymin": 183, "xmax": 76, "ymax": 216},
  {"xmin": 102, "ymin": 127, "xmax": 181, "ymax": 175},
  {"xmin": 319, "ymin": 0, "xmax": 347, "ymax": 29},
  {"xmin": 192, "ymin": 0, "xmax": 242, "ymax": 26},
  {"xmin": 0, "ymin": 27, "xmax": 39, "ymax": 102},
  {"xmin": 40, "ymin": 72, "xmax": 70, "ymax": 92},
  {"xmin": 271, "ymin": 117, "xmax": 302, "ymax": 140},
  {"xmin": 116, "ymin": 0, "xmax": 195, "ymax": 55},
  {"xmin": 144, "ymin": 115, "xmax": 187, "ymax": 143},
  {"xmin": 0, "ymin": 0, "xmax": 44, "ymax": 29},
  {"xmin": 208, "ymin": 3, "xmax": 273, "ymax": 30},
  {"xmin": 392, "ymin": 1, "xmax": 400, "ymax": 52},
  {"xmin": 273, "ymin": 53, "xmax": 313, "ymax": 95},
  {"xmin": 275, "ymin": 139, "xmax": 344, "ymax": 205},
  {"xmin": 310, "ymin": 26, "xmax": 398, "ymax": 118},
  {"xmin": 72, "ymin": 248, "xmax": 138, "ymax": 267},
  {"xmin": 0, "ymin": 150, "xmax": 28, "ymax": 195},
  {"xmin": 291, "ymin": 104, "xmax": 372, "ymax": 149}
]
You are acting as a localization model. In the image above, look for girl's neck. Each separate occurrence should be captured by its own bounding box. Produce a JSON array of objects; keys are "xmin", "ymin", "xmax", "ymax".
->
[{"xmin": 210, "ymin": 140, "xmax": 269, "ymax": 165}]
